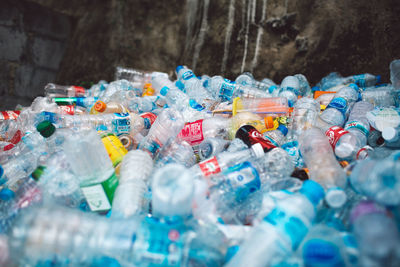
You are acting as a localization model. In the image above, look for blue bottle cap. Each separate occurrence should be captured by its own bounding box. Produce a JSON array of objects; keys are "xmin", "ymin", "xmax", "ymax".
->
[
  {"xmin": 175, "ymin": 80, "xmax": 185, "ymax": 90},
  {"xmin": 348, "ymin": 83, "xmax": 359, "ymax": 91},
  {"xmin": 176, "ymin": 65, "xmax": 184, "ymax": 73},
  {"xmin": 160, "ymin": 86, "xmax": 170, "ymax": 96},
  {"xmin": 300, "ymin": 180, "xmax": 325, "ymax": 206},
  {"xmin": 0, "ymin": 188, "xmax": 15, "ymax": 201},
  {"xmin": 376, "ymin": 75, "xmax": 381, "ymax": 84},
  {"xmin": 0, "ymin": 165, "xmax": 3, "ymax": 178},
  {"xmin": 277, "ymin": 125, "xmax": 288, "ymax": 136}
]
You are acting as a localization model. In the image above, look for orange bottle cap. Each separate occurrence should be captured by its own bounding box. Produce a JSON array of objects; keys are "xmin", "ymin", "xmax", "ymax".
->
[
  {"xmin": 264, "ymin": 116, "xmax": 275, "ymax": 129},
  {"xmin": 94, "ymin": 100, "xmax": 106, "ymax": 112}
]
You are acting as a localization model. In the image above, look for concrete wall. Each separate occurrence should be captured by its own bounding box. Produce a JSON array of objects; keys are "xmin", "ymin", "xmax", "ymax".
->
[{"xmin": 0, "ymin": 0, "xmax": 71, "ymax": 110}]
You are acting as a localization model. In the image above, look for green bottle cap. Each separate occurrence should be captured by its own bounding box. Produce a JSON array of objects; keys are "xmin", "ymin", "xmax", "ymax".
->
[{"xmin": 36, "ymin": 120, "xmax": 56, "ymax": 138}]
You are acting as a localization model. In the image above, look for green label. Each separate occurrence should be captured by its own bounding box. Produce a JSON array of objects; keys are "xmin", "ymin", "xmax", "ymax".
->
[{"xmin": 81, "ymin": 172, "xmax": 119, "ymax": 212}]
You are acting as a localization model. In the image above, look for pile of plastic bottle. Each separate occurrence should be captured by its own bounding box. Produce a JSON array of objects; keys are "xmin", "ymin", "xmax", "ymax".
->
[{"xmin": 0, "ymin": 60, "xmax": 400, "ymax": 266}]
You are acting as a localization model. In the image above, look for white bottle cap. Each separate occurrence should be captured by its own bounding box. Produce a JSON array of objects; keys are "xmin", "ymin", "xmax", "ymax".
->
[
  {"xmin": 382, "ymin": 127, "xmax": 398, "ymax": 142},
  {"xmin": 251, "ymin": 143, "xmax": 265, "ymax": 158}
]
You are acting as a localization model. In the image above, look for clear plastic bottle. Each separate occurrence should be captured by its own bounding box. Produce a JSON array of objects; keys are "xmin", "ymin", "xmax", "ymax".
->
[
  {"xmin": 152, "ymin": 163, "xmax": 194, "ymax": 218},
  {"xmin": 278, "ymin": 75, "xmax": 301, "ymax": 107},
  {"xmin": 190, "ymin": 143, "xmax": 264, "ymax": 179},
  {"xmin": 263, "ymin": 125, "xmax": 288, "ymax": 147},
  {"xmin": 299, "ymin": 128, "xmax": 347, "ymax": 208},
  {"xmin": 112, "ymin": 150, "xmax": 153, "ymax": 218},
  {"xmin": 390, "ymin": 59, "xmax": 400, "ymax": 90},
  {"xmin": 348, "ymin": 73, "xmax": 381, "ymax": 88},
  {"xmin": 44, "ymin": 83, "xmax": 86, "ymax": 98},
  {"xmin": 361, "ymin": 85, "xmax": 396, "ymax": 107},
  {"xmin": 91, "ymin": 100, "xmax": 128, "ymax": 114},
  {"xmin": 198, "ymin": 137, "xmax": 230, "ymax": 160},
  {"xmin": 349, "ymin": 151, "xmax": 400, "ymax": 206},
  {"xmin": 291, "ymin": 97, "xmax": 320, "ymax": 138},
  {"xmin": 350, "ymin": 201, "xmax": 400, "ymax": 267},
  {"xmin": 98, "ymin": 79, "xmax": 141, "ymax": 103},
  {"xmin": 177, "ymin": 116, "xmax": 231, "ymax": 147},
  {"xmin": 62, "ymin": 129, "xmax": 117, "ymax": 212},
  {"xmin": 225, "ymin": 180, "xmax": 325, "ymax": 267},
  {"xmin": 209, "ymin": 76, "xmax": 240, "ymax": 102},
  {"xmin": 319, "ymin": 84, "xmax": 360, "ymax": 127},
  {"xmin": 138, "ymin": 108, "xmax": 185, "ymax": 157},
  {"xmin": 155, "ymin": 138, "xmax": 196, "ymax": 168},
  {"xmin": 295, "ymin": 73, "xmax": 312, "ymax": 97}
]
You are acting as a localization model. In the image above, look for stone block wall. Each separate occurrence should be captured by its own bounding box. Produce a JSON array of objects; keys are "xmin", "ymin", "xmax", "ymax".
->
[{"xmin": 0, "ymin": 0, "xmax": 71, "ymax": 110}]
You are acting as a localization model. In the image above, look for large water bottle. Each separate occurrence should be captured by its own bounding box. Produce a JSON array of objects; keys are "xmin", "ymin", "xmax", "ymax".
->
[
  {"xmin": 319, "ymin": 84, "xmax": 360, "ymax": 127},
  {"xmin": 62, "ymin": 129, "xmax": 117, "ymax": 212},
  {"xmin": 209, "ymin": 76, "xmax": 240, "ymax": 102},
  {"xmin": 348, "ymin": 73, "xmax": 381, "ymax": 88},
  {"xmin": 349, "ymin": 151, "xmax": 400, "ymax": 206},
  {"xmin": 44, "ymin": 83, "xmax": 86, "ymax": 98},
  {"xmin": 225, "ymin": 180, "xmax": 325, "ymax": 267},
  {"xmin": 138, "ymin": 108, "xmax": 185, "ymax": 157},
  {"xmin": 362, "ymin": 85, "xmax": 397, "ymax": 107},
  {"xmin": 111, "ymin": 150, "xmax": 153, "ymax": 218},
  {"xmin": 299, "ymin": 128, "xmax": 347, "ymax": 208},
  {"xmin": 350, "ymin": 201, "xmax": 400, "ymax": 267},
  {"xmin": 278, "ymin": 75, "xmax": 301, "ymax": 107}
]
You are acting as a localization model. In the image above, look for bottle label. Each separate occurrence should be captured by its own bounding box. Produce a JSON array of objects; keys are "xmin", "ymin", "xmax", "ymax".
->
[
  {"xmin": 9, "ymin": 130, "xmax": 22, "ymax": 144},
  {"xmin": 182, "ymin": 70, "xmax": 195, "ymax": 80},
  {"xmin": 302, "ymin": 239, "xmax": 344, "ymax": 265},
  {"xmin": 263, "ymin": 134, "xmax": 279, "ymax": 147},
  {"xmin": 189, "ymin": 99, "xmax": 205, "ymax": 111},
  {"xmin": 325, "ymin": 126, "xmax": 349, "ymax": 148},
  {"xmin": 81, "ymin": 172, "xmax": 118, "ymax": 212},
  {"xmin": 199, "ymin": 156, "xmax": 221, "ymax": 177},
  {"xmin": 101, "ymin": 134, "xmax": 128, "ymax": 167},
  {"xmin": 37, "ymin": 111, "xmax": 59, "ymax": 124},
  {"xmin": 59, "ymin": 105, "xmax": 75, "ymax": 115},
  {"xmin": 140, "ymin": 112, "xmax": 157, "ymax": 129},
  {"xmin": 285, "ymin": 86, "xmax": 300, "ymax": 96},
  {"xmin": 326, "ymin": 97, "xmax": 347, "ymax": 115},
  {"xmin": 177, "ymin": 120, "xmax": 204, "ymax": 146},
  {"xmin": 219, "ymin": 80, "xmax": 236, "ymax": 101},
  {"xmin": 224, "ymin": 161, "xmax": 261, "ymax": 203},
  {"xmin": 111, "ymin": 113, "xmax": 131, "ymax": 135},
  {"xmin": 281, "ymin": 140, "xmax": 304, "ymax": 168},
  {"xmin": 0, "ymin": 110, "xmax": 20, "ymax": 120},
  {"xmin": 246, "ymin": 128, "xmax": 277, "ymax": 152},
  {"xmin": 263, "ymin": 207, "xmax": 308, "ymax": 250},
  {"xmin": 345, "ymin": 121, "xmax": 369, "ymax": 136}
]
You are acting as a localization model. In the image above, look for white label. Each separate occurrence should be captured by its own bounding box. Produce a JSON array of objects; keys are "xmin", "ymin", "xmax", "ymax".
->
[{"xmin": 81, "ymin": 184, "xmax": 111, "ymax": 211}]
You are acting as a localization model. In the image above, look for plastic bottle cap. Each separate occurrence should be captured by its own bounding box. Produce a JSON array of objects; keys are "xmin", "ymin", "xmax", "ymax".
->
[
  {"xmin": 377, "ymin": 75, "xmax": 381, "ymax": 84},
  {"xmin": 300, "ymin": 180, "xmax": 325, "ymax": 206},
  {"xmin": 32, "ymin": 166, "xmax": 46, "ymax": 181},
  {"xmin": 0, "ymin": 165, "xmax": 3, "ymax": 178},
  {"xmin": 251, "ymin": 143, "xmax": 265, "ymax": 158},
  {"xmin": 176, "ymin": 65, "xmax": 184, "ymax": 73},
  {"xmin": 382, "ymin": 127, "xmax": 396, "ymax": 141},
  {"xmin": 160, "ymin": 86, "xmax": 170, "ymax": 96},
  {"xmin": 36, "ymin": 120, "xmax": 55, "ymax": 138},
  {"xmin": 325, "ymin": 187, "xmax": 347, "ymax": 208},
  {"xmin": 176, "ymin": 80, "xmax": 184, "ymax": 90},
  {"xmin": 94, "ymin": 100, "xmax": 107, "ymax": 112},
  {"xmin": 0, "ymin": 188, "xmax": 15, "ymax": 201},
  {"xmin": 264, "ymin": 116, "xmax": 274, "ymax": 129},
  {"xmin": 277, "ymin": 125, "xmax": 288, "ymax": 136}
]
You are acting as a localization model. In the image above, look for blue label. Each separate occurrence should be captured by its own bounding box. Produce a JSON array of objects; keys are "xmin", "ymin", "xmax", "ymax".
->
[
  {"xmin": 302, "ymin": 239, "xmax": 344, "ymax": 266},
  {"xmin": 189, "ymin": 99, "xmax": 205, "ymax": 111},
  {"xmin": 281, "ymin": 141, "xmax": 304, "ymax": 168},
  {"xmin": 264, "ymin": 207, "xmax": 308, "ymax": 250},
  {"xmin": 182, "ymin": 71, "xmax": 194, "ymax": 80},
  {"xmin": 111, "ymin": 114, "xmax": 131, "ymax": 135},
  {"xmin": 285, "ymin": 86, "xmax": 300, "ymax": 96},
  {"xmin": 219, "ymin": 81, "xmax": 236, "ymax": 102},
  {"xmin": 224, "ymin": 161, "xmax": 261, "ymax": 203},
  {"xmin": 36, "ymin": 111, "xmax": 59, "ymax": 124},
  {"xmin": 326, "ymin": 97, "xmax": 347, "ymax": 115}
]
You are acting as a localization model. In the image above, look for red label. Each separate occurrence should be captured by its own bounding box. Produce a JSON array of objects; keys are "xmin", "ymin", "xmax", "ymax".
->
[
  {"xmin": 140, "ymin": 112, "xmax": 157, "ymax": 125},
  {"xmin": 198, "ymin": 156, "xmax": 221, "ymax": 177},
  {"xmin": 0, "ymin": 110, "xmax": 21, "ymax": 120},
  {"xmin": 325, "ymin": 126, "xmax": 349, "ymax": 148},
  {"xmin": 9, "ymin": 130, "xmax": 22, "ymax": 145},
  {"xmin": 247, "ymin": 128, "xmax": 277, "ymax": 152},
  {"xmin": 59, "ymin": 105, "xmax": 75, "ymax": 115},
  {"xmin": 178, "ymin": 120, "xmax": 204, "ymax": 146},
  {"xmin": 73, "ymin": 86, "xmax": 86, "ymax": 96}
]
